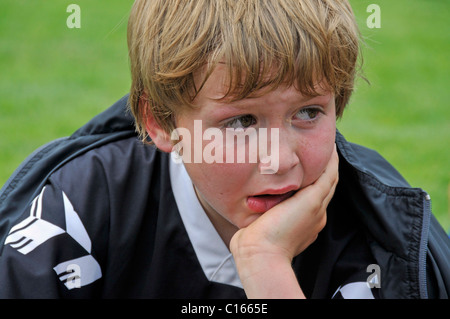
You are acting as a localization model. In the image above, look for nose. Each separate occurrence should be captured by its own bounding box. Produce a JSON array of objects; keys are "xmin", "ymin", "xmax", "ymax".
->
[{"xmin": 257, "ymin": 127, "xmax": 300, "ymax": 175}]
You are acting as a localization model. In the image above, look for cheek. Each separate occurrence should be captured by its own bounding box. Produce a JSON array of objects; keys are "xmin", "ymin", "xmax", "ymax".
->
[
  {"xmin": 184, "ymin": 161, "xmax": 256, "ymax": 228},
  {"xmin": 299, "ymin": 126, "xmax": 336, "ymax": 187},
  {"xmin": 182, "ymin": 129, "xmax": 255, "ymax": 198},
  {"xmin": 184, "ymin": 162, "xmax": 251, "ymax": 200}
]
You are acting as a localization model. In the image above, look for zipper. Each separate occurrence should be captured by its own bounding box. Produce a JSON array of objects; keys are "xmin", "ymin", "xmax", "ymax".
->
[{"xmin": 418, "ymin": 191, "xmax": 432, "ymax": 299}]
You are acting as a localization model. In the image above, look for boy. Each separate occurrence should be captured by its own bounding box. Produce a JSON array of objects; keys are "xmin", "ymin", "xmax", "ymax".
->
[{"xmin": 0, "ymin": 0, "xmax": 449, "ymax": 298}]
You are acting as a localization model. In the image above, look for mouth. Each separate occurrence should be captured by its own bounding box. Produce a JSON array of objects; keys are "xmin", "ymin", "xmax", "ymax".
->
[{"xmin": 247, "ymin": 189, "xmax": 296, "ymax": 213}]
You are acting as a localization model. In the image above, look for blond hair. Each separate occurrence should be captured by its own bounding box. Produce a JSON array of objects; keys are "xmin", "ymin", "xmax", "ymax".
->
[{"xmin": 127, "ymin": 0, "xmax": 362, "ymax": 141}]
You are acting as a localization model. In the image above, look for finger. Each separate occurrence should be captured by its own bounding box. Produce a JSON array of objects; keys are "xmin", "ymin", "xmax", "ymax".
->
[
  {"xmin": 287, "ymin": 145, "xmax": 339, "ymax": 209},
  {"xmin": 322, "ymin": 166, "xmax": 339, "ymax": 208}
]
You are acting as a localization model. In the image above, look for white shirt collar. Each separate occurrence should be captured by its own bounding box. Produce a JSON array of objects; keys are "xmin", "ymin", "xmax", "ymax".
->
[{"xmin": 169, "ymin": 157, "xmax": 243, "ymax": 289}]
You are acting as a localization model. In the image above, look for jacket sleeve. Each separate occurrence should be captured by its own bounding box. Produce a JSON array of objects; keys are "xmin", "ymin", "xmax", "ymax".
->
[
  {"xmin": 0, "ymin": 181, "xmax": 103, "ymax": 298},
  {"xmin": 426, "ymin": 215, "xmax": 450, "ymax": 298}
]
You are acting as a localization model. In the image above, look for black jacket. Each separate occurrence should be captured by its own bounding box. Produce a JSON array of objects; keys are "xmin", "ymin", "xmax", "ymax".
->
[{"xmin": 0, "ymin": 95, "xmax": 449, "ymax": 298}]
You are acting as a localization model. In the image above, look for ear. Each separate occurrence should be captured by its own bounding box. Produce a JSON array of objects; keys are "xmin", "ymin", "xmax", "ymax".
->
[{"xmin": 140, "ymin": 96, "xmax": 174, "ymax": 153}]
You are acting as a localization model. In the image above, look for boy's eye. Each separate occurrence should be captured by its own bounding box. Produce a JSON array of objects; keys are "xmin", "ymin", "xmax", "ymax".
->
[
  {"xmin": 225, "ymin": 115, "xmax": 257, "ymax": 129},
  {"xmin": 294, "ymin": 107, "xmax": 322, "ymax": 121}
]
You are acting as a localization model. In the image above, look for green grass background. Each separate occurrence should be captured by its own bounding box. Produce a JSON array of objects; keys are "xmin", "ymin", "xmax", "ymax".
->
[{"xmin": 0, "ymin": 1, "xmax": 449, "ymax": 231}]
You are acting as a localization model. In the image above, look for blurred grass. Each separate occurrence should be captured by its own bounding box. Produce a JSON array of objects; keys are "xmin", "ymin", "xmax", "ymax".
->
[
  {"xmin": 0, "ymin": 1, "xmax": 448, "ymax": 231},
  {"xmin": 0, "ymin": 0, "xmax": 133, "ymax": 186},
  {"xmin": 339, "ymin": 0, "xmax": 450, "ymax": 231}
]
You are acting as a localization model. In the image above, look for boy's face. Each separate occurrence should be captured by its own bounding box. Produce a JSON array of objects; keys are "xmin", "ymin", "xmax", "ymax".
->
[{"xmin": 175, "ymin": 64, "xmax": 336, "ymax": 231}]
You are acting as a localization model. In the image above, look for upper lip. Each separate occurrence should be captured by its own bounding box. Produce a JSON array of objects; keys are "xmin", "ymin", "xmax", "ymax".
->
[{"xmin": 251, "ymin": 185, "xmax": 300, "ymax": 197}]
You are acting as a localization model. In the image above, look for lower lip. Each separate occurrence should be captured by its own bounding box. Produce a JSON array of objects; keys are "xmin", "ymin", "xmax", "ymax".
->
[{"xmin": 247, "ymin": 191, "xmax": 295, "ymax": 213}]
